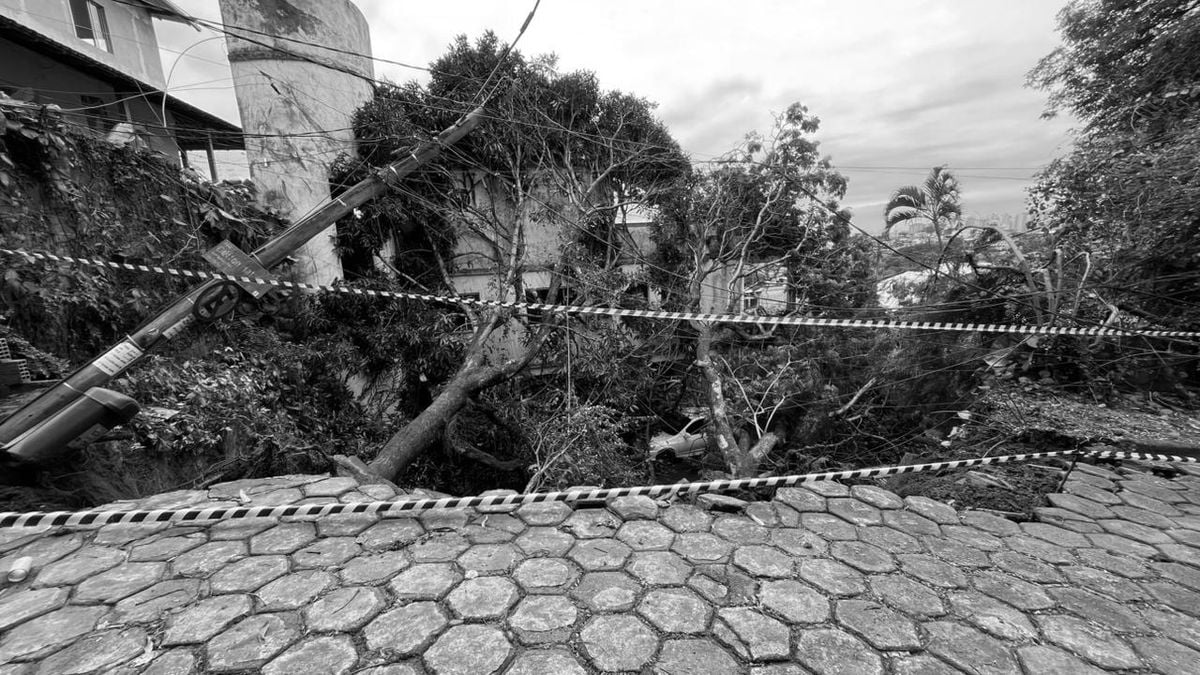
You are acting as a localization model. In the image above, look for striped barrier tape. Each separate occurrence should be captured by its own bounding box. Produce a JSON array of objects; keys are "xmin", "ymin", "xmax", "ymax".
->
[
  {"xmin": 5, "ymin": 248, "xmax": 1200, "ymax": 339},
  {"xmin": 1, "ymin": 448, "xmax": 1193, "ymax": 528}
]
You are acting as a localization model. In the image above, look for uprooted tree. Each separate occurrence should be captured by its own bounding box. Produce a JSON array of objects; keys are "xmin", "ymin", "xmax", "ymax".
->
[
  {"xmin": 650, "ymin": 102, "xmax": 869, "ymax": 477},
  {"xmin": 330, "ymin": 33, "xmax": 687, "ymax": 482}
]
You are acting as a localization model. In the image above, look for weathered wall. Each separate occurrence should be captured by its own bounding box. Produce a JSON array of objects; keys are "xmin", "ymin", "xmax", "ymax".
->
[
  {"xmin": 218, "ymin": 0, "xmax": 374, "ymax": 285},
  {"xmin": 0, "ymin": 0, "xmax": 166, "ymax": 87}
]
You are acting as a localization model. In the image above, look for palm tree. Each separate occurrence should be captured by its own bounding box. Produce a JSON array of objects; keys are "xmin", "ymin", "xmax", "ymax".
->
[{"xmin": 883, "ymin": 166, "xmax": 962, "ymax": 248}]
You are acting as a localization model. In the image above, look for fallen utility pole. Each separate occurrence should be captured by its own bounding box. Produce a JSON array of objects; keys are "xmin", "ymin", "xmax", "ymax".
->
[{"xmin": 0, "ymin": 108, "xmax": 484, "ymax": 448}]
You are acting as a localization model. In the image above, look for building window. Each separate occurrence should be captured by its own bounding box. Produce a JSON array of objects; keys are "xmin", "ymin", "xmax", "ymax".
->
[
  {"xmin": 70, "ymin": 0, "xmax": 113, "ymax": 53},
  {"xmin": 741, "ymin": 291, "xmax": 759, "ymax": 313}
]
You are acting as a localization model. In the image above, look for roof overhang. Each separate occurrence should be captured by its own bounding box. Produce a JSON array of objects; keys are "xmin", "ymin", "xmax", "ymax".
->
[
  {"xmin": 0, "ymin": 14, "xmax": 241, "ymax": 150},
  {"xmin": 128, "ymin": 0, "xmax": 197, "ymax": 27}
]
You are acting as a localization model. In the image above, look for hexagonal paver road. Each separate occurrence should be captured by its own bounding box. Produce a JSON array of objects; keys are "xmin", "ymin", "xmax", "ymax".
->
[{"xmin": 2, "ymin": 460, "xmax": 1200, "ymax": 673}]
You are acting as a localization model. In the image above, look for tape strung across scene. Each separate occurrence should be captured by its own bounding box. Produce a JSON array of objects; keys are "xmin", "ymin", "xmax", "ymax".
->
[
  {"xmin": 0, "ymin": 448, "xmax": 1194, "ymax": 528},
  {"xmin": 5, "ymin": 248, "xmax": 1200, "ymax": 339}
]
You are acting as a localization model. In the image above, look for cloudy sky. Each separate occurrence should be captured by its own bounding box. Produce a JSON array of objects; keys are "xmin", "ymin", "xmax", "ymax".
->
[{"xmin": 157, "ymin": 0, "xmax": 1078, "ymax": 234}]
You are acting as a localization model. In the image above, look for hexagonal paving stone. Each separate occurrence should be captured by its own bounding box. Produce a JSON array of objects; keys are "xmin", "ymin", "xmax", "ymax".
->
[
  {"xmin": 947, "ymin": 590, "xmax": 1036, "ymax": 641},
  {"xmin": 638, "ymin": 588, "xmax": 711, "ymax": 633},
  {"xmin": 446, "ymin": 576, "xmax": 519, "ymax": 620},
  {"xmin": 129, "ymin": 533, "xmax": 206, "ymax": 562},
  {"xmin": 457, "ymin": 543, "xmax": 521, "ymax": 574},
  {"xmin": 858, "ymin": 525, "xmax": 922, "ymax": 553},
  {"xmin": 355, "ymin": 519, "xmax": 424, "ymax": 552},
  {"xmin": 1076, "ymin": 547, "xmax": 1151, "ymax": 578},
  {"xmin": 799, "ymin": 558, "xmax": 866, "ymax": 597},
  {"xmin": 209, "ymin": 555, "xmax": 289, "ymax": 594},
  {"xmin": 1133, "ymin": 635, "xmax": 1200, "ymax": 675},
  {"xmin": 961, "ymin": 510, "xmax": 1021, "ymax": 536},
  {"xmin": 760, "ymin": 579, "xmax": 829, "ymax": 624},
  {"xmin": 712, "ymin": 516, "xmax": 770, "ymax": 544},
  {"xmin": 112, "ymin": 578, "xmax": 203, "ymax": 624},
  {"xmin": 775, "ymin": 487, "xmax": 826, "ymax": 512},
  {"xmin": 339, "ymin": 551, "xmax": 410, "ymax": 585},
  {"xmin": 732, "ymin": 544, "xmax": 794, "ymax": 578},
  {"xmin": 32, "ymin": 546, "xmax": 125, "ymax": 587},
  {"xmin": 1048, "ymin": 587, "xmax": 1145, "ymax": 633},
  {"xmin": 72, "ymin": 561, "xmax": 166, "ymax": 603},
  {"xmin": 1037, "ymin": 614, "xmax": 1141, "ymax": 669},
  {"xmin": 746, "ymin": 501, "xmax": 797, "ymax": 528},
  {"xmin": 616, "ymin": 520, "xmax": 676, "ymax": 550},
  {"xmin": 423, "ymin": 624, "xmax": 513, "ymax": 675},
  {"xmin": 657, "ymin": 638, "xmax": 740, "ymax": 675},
  {"xmin": 923, "ymin": 534, "xmax": 990, "ymax": 568},
  {"xmin": 768, "ymin": 527, "xmax": 828, "ymax": 557},
  {"xmin": 256, "ymin": 570, "xmax": 338, "ymax": 611},
  {"xmin": 896, "ymin": 553, "xmax": 968, "ymax": 589},
  {"xmin": 206, "ymin": 613, "xmax": 301, "ymax": 673},
  {"xmin": 515, "ymin": 527, "xmax": 575, "ymax": 556},
  {"xmin": 830, "ymin": 541, "xmax": 896, "ymax": 573},
  {"xmin": 508, "ymin": 595, "xmax": 578, "ymax": 643},
  {"xmin": 290, "ymin": 537, "xmax": 361, "ymax": 569},
  {"xmin": 571, "ymin": 571, "xmax": 642, "ymax": 612},
  {"xmin": 796, "ymin": 628, "xmax": 884, "ymax": 675},
  {"xmin": 409, "ymin": 532, "xmax": 470, "ymax": 562},
  {"xmin": 903, "ymin": 496, "xmax": 959, "ymax": 524},
  {"xmin": 249, "ymin": 522, "xmax": 317, "ymax": 555},
  {"xmin": 836, "ymin": 599, "xmax": 921, "ymax": 650},
  {"xmin": 991, "ymin": 550, "xmax": 1064, "ymax": 583},
  {"xmin": 671, "ymin": 532, "xmax": 734, "ymax": 563},
  {"xmin": 263, "ymin": 634, "xmax": 358, "ymax": 675},
  {"xmin": 970, "ymin": 570, "xmax": 1054, "ymax": 611},
  {"xmin": 627, "ymin": 550, "xmax": 692, "ymax": 586},
  {"xmin": 305, "ymin": 586, "xmax": 386, "ymax": 632},
  {"xmin": 0, "ymin": 605, "xmax": 108, "ymax": 662},
  {"xmin": 0, "ymin": 587, "xmax": 69, "ymax": 632},
  {"xmin": 388, "ymin": 563, "xmax": 462, "ymax": 601},
  {"xmin": 608, "ymin": 495, "xmax": 659, "ymax": 520},
  {"xmin": 806, "ymin": 480, "xmax": 850, "ymax": 497},
  {"xmin": 32, "ymin": 627, "xmax": 148, "ymax": 674},
  {"xmin": 828, "ymin": 498, "xmax": 883, "ymax": 526},
  {"xmin": 660, "ymin": 504, "xmax": 714, "ymax": 532},
  {"xmin": 850, "ymin": 485, "xmax": 904, "ymax": 509},
  {"xmin": 419, "ymin": 508, "xmax": 472, "ymax": 532},
  {"xmin": 1017, "ymin": 646, "xmax": 1105, "ymax": 675},
  {"xmin": 1154, "ymin": 561, "xmax": 1200, "ymax": 592},
  {"xmin": 171, "ymin": 542, "xmax": 249, "ymax": 579},
  {"xmin": 303, "ymin": 476, "xmax": 359, "ymax": 497},
  {"xmin": 580, "ymin": 615, "xmax": 659, "ymax": 671},
  {"xmin": 568, "ymin": 538, "xmax": 632, "ymax": 570},
  {"xmin": 800, "ymin": 512, "xmax": 858, "ymax": 540},
  {"xmin": 364, "ymin": 602, "xmax": 448, "ymax": 656},
  {"xmin": 1005, "ymin": 534, "xmax": 1077, "ymax": 564},
  {"xmin": 716, "ymin": 607, "xmax": 790, "ymax": 660},
  {"xmin": 924, "ymin": 621, "xmax": 1020, "ymax": 675},
  {"xmin": 882, "ymin": 509, "xmax": 942, "ymax": 537},
  {"xmin": 505, "ymin": 648, "xmax": 587, "ymax": 675},
  {"xmin": 561, "ymin": 508, "xmax": 622, "ymax": 539},
  {"xmin": 869, "ymin": 574, "xmax": 946, "ymax": 618},
  {"xmin": 1061, "ymin": 565, "xmax": 1146, "ymax": 602},
  {"xmin": 514, "ymin": 501, "xmax": 573, "ymax": 526},
  {"xmin": 513, "ymin": 557, "xmax": 579, "ymax": 593},
  {"xmin": 162, "ymin": 594, "xmax": 254, "ymax": 645}
]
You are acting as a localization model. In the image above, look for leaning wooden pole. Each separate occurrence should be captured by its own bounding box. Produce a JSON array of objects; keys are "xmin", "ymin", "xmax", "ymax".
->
[{"xmin": 0, "ymin": 108, "xmax": 484, "ymax": 446}]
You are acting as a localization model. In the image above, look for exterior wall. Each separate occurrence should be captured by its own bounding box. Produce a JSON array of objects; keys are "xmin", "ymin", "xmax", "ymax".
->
[
  {"xmin": 0, "ymin": 35, "xmax": 180, "ymax": 158},
  {"xmin": 0, "ymin": 0, "xmax": 166, "ymax": 88},
  {"xmin": 219, "ymin": 0, "xmax": 374, "ymax": 286}
]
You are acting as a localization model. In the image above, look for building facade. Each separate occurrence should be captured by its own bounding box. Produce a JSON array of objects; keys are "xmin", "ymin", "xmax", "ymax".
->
[{"xmin": 0, "ymin": 0, "xmax": 241, "ymax": 162}]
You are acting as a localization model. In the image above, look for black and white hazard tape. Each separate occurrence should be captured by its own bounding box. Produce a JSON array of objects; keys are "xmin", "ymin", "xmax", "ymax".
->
[
  {"xmin": 1, "ymin": 448, "xmax": 1193, "ymax": 528},
  {"xmin": 5, "ymin": 248, "xmax": 1200, "ymax": 339}
]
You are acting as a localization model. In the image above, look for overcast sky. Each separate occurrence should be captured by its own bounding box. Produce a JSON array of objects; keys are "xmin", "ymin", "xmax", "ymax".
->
[{"xmin": 157, "ymin": 0, "xmax": 1077, "ymax": 234}]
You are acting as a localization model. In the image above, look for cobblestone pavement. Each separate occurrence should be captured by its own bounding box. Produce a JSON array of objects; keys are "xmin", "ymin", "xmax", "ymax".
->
[{"xmin": 2, "ymin": 460, "xmax": 1200, "ymax": 674}]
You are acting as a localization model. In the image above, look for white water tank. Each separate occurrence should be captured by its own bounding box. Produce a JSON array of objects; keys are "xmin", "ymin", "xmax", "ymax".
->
[{"xmin": 218, "ymin": 0, "xmax": 375, "ymax": 285}]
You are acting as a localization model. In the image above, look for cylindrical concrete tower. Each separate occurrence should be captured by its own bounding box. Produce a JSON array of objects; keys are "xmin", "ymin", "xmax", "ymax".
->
[{"xmin": 218, "ymin": 0, "xmax": 375, "ymax": 285}]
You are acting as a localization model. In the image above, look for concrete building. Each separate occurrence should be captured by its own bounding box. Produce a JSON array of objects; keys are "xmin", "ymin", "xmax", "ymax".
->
[
  {"xmin": 218, "ymin": 0, "xmax": 374, "ymax": 286},
  {"xmin": 0, "ymin": 0, "xmax": 242, "ymax": 163}
]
